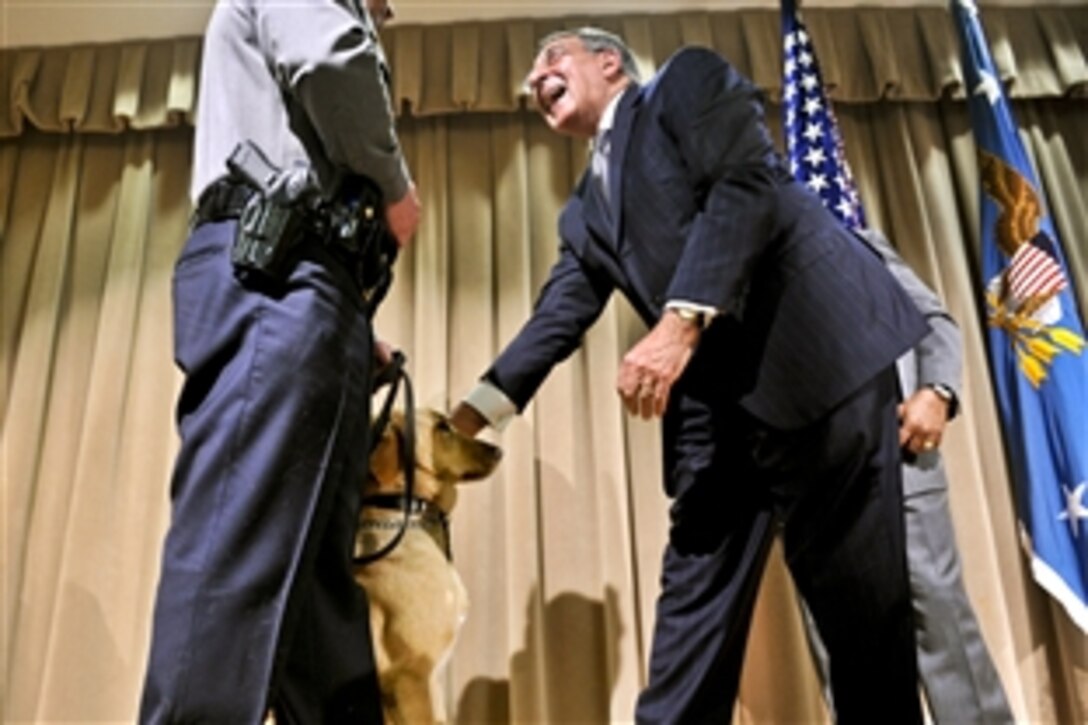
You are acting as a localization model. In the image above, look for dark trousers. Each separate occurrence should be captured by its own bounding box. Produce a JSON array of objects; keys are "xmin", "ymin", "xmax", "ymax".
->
[
  {"xmin": 635, "ymin": 367, "xmax": 921, "ymax": 725},
  {"xmin": 139, "ymin": 221, "xmax": 382, "ymax": 724}
]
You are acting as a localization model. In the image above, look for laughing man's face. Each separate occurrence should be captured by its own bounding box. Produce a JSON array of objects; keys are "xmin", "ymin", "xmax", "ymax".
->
[{"xmin": 525, "ymin": 36, "xmax": 620, "ymax": 139}]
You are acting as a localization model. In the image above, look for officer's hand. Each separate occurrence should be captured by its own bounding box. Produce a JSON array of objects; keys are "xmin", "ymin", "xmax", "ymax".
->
[
  {"xmin": 371, "ymin": 338, "xmax": 401, "ymax": 391},
  {"xmin": 374, "ymin": 337, "xmax": 395, "ymax": 367},
  {"xmin": 386, "ymin": 183, "xmax": 421, "ymax": 247}
]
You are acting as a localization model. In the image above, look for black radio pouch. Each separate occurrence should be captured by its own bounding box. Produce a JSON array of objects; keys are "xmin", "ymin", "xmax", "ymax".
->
[{"xmin": 333, "ymin": 175, "xmax": 399, "ymax": 310}]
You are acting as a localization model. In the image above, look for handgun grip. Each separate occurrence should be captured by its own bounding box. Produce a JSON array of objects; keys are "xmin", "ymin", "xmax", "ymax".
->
[{"xmin": 226, "ymin": 140, "xmax": 281, "ymax": 193}]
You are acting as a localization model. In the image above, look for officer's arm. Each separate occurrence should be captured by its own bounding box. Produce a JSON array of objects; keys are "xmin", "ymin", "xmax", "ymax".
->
[{"xmin": 253, "ymin": 0, "xmax": 411, "ymax": 203}]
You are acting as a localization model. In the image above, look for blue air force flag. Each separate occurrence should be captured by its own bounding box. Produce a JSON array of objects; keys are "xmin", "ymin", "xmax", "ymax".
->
[
  {"xmin": 781, "ymin": 0, "xmax": 865, "ymax": 230},
  {"xmin": 951, "ymin": 0, "xmax": 1088, "ymax": 632}
]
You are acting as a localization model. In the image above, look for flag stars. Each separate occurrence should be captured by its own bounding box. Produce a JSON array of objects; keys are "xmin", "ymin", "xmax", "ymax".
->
[
  {"xmin": 806, "ymin": 174, "xmax": 830, "ymax": 193},
  {"xmin": 1058, "ymin": 481, "xmax": 1088, "ymax": 539},
  {"xmin": 783, "ymin": 9, "xmax": 866, "ymax": 230},
  {"xmin": 974, "ymin": 70, "xmax": 1002, "ymax": 106},
  {"xmin": 803, "ymin": 122, "xmax": 825, "ymax": 143},
  {"xmin": 804, "ymin": 147, "xmax": 827, "ymax": 167}
]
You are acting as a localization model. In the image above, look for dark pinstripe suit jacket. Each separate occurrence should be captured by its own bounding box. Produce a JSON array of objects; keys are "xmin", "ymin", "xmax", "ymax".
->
[{"xmin": 485, "ymin": 47, "xmax": 928, "ymax": 430}]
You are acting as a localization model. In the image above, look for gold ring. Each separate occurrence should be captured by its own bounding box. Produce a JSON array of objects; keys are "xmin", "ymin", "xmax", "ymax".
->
[{"xmin": 923, "ymin": 440, "xmax": 937, "ymax": 451}]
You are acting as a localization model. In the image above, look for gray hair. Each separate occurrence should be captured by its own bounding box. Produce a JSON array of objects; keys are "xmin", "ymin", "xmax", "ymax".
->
[{"xmin": 537, "ymin": 27, "xmax": 642, "ymax": 83}]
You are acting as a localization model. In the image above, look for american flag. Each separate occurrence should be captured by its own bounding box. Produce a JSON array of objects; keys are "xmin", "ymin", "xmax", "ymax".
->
[{"xmin": 781, "ymin": 0, "xmax": 866, "ymax": 230}]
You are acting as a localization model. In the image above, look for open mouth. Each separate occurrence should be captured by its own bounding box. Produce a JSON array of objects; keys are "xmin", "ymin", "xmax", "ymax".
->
[{"xmin": 538, "ymin": 76, "xmax": 568, "ymax": 114}]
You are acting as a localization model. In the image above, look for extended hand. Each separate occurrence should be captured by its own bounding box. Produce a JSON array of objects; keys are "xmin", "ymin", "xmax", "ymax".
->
[
  {"xmin": 617, "ymin": 311, "xmax": 700, "ymax": 419},
  {"xmin": 449, "ymin": 402, "xmax": 488, "ymax": 438},
  {"xmin": 898, "ymin": 387, "xmax": 950, "ymax": 455}
]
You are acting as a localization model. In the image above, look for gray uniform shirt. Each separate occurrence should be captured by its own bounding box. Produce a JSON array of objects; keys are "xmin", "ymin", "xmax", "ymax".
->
[{"xmin": 191, "ymin": 0, "xmax": 411, "ymax": 205}]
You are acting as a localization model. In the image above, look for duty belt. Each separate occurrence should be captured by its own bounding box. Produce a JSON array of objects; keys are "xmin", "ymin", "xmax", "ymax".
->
[{"xmin": 191, "ymin": 177, "xmax": 395, "ymax": 309}]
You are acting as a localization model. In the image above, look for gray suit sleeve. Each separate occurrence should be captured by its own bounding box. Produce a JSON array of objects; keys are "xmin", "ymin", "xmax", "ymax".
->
[
  {"xmin": 857, "ymin": 229, "xmax": 963, "ymax": 407},
  {"xmin": 252, "ymin": 0, "xmax": 410, "ymax": 202}
]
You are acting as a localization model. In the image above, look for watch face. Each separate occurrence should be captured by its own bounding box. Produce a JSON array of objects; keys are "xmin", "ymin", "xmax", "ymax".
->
[
  {"xmin": 929, "ymin": 384, "xmax": 953, "ymax": 401},
  {"xmin": 673, "ymin": 307, "xmax": 705, "ymax": 329}
]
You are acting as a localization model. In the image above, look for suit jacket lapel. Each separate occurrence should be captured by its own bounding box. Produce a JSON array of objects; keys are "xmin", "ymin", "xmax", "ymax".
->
[{"xmin": 607, "ymin": 85, "xmax": 640, "ymax": 244}]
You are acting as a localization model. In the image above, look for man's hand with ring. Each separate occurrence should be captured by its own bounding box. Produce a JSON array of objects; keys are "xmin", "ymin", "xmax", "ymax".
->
[
  {"xmin": 898, "ymin": 386, "xmax": 950, "ymax": 455},
  {"xmin": 617, "ymin": 312, "xmax": 700, "ymax": 419}
]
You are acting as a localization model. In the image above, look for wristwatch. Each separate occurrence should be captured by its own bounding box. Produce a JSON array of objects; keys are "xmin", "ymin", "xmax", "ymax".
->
[
  {"xmin": 926, "ymin": 382, "xmax": 958, "ymax": 419},
  {"xmin": 671, "ymin": 306, "xmax": 708, "ymax": 330}
]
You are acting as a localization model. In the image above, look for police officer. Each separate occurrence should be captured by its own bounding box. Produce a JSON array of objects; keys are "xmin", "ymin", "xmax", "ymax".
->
[{"xmin": 139, "ymin": 0, "xmax": 420, "ymax": 722}]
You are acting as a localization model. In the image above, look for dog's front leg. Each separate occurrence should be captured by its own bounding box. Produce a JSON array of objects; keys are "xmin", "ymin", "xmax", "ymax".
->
[{"xmin": 384, "ymin": 665, "xmax": 439, "ymax": 725}]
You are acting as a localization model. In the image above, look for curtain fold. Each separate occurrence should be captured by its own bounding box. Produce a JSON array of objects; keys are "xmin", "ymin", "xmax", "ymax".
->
[{"xmin": 2, "ymin": 5, "xmax": 1086, "ymax": 724}]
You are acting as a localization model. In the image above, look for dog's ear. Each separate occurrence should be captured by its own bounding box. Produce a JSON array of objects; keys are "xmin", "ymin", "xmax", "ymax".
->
[{"xmin": 426, "ymin": 410, "xmax": 502, "ymax": 482}]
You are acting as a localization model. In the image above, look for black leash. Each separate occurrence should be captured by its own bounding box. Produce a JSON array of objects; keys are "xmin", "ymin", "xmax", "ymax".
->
[{"xmin": 354, "ymin": 350, "xmax": 416, "ymax": 566}]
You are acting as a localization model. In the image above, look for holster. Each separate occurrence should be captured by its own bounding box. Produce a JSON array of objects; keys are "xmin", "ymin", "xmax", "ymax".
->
[{"xmin": 191, "ymin": 141, "xmax": 398, "ymax": 314}]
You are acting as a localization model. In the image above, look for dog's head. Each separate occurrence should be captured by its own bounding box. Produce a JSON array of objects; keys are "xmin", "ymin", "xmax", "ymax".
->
[{"xmin": 367, "ymin": 408, "xmax": 502, "ymax": 512}]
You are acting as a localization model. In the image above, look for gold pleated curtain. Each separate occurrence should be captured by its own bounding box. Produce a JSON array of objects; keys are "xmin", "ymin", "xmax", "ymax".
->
[{"xmin": 2, "ymin": 6, "xmax": 1087, "ymax": 724}]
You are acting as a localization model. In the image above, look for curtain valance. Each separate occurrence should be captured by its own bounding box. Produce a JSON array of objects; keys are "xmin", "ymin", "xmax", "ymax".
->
[{"xmin": 2, "ymin": 6, "xmax": 1084, "ymax": 137}]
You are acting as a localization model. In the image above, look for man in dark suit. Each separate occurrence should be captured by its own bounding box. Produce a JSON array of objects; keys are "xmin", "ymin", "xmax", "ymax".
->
[{"xmin": 450, "ymin": 27, "xmax": 928, "ymax": 723}]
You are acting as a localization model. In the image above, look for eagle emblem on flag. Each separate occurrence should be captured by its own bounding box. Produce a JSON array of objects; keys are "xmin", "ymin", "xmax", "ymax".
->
[{"xmin": 980, "ymin": 151, "xmax": 1086, "ymax": 387}]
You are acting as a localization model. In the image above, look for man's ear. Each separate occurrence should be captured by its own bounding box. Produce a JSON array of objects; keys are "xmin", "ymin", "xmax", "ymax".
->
[{"xmin": 599, "ymin": 48, "xmax": 624, "ymax": 81}]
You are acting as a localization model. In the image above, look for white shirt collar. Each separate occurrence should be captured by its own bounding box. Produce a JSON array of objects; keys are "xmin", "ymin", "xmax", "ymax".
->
[{"xmin": 595, "ymin": 89, "xmax": 623, "ymax": 143}]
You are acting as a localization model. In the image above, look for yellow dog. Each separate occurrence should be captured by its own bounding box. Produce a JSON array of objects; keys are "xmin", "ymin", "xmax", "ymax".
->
[{"xmin": 355, "ymin": 408, "xmax": 501, "ymax": 724}]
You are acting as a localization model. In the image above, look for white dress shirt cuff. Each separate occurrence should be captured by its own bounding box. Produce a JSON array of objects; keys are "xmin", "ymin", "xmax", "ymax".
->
[
  {"xmin": 463, "ymin": 381, "xmax": 518, "ymax": 432},
  {"xmin": 665, "ymin": 300, "xmax": 720, "ymax": 318}
]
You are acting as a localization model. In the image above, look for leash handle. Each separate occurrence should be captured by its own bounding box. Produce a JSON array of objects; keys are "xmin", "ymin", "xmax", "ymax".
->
[{"xmin": 355, "ymin": 351, "xmax": 415, "ymax": 566}]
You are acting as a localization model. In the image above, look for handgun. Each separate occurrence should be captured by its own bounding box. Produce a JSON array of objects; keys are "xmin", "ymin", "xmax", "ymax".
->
[{"xmin": 226, "ymin": 141, "xmax": 304, "ymax": 279}]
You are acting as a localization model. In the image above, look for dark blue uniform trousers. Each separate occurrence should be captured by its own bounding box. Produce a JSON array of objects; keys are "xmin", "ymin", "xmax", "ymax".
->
[
  {"xmin": 140, "ymin": 220, "xmax": 383, "ymax": 724},
  {"xmin": 636, "ymin": 367, "xmax": 922, "ymax": 725}
]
